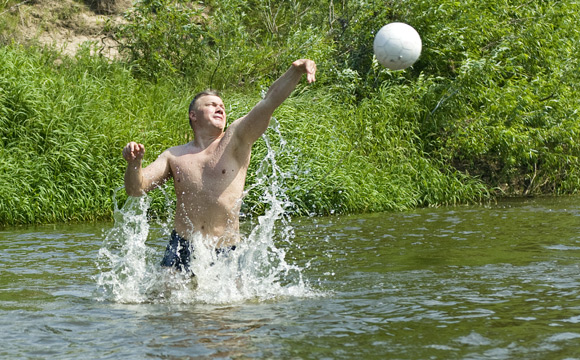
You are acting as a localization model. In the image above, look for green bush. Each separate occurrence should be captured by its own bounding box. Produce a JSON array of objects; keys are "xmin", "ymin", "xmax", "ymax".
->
[
  {"xmin": 409, "ymin": 0, "xmax": 580, "ymax": 194},
  {"xmin": 112, "ymin": 0, "xmax": 337, "ymax": 89}
]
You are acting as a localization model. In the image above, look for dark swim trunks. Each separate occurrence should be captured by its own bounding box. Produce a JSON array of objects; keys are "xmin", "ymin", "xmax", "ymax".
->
[{"xmin": 160, "ymin": 230, "xmax": 236, "ymax": 275}]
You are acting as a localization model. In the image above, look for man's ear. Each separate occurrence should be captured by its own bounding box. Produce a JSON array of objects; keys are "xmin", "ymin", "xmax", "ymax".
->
[{"xmin": 189, "ymin": 111, "xmax": 196, "ymax": 127}]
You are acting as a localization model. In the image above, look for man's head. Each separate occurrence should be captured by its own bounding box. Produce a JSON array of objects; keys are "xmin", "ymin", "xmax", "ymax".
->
[{"xmin": 189, "ymin": 90, "xmax": 223, "ymax": 129}]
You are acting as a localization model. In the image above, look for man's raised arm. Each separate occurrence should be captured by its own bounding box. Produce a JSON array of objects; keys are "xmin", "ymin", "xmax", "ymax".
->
[
  {"xmin": 233, "ymin": 59, "xmax": 317, "ymax": 144},
  {"xmin": 123, "ymin": 141, "xmax": 171, "ymax": 197}
]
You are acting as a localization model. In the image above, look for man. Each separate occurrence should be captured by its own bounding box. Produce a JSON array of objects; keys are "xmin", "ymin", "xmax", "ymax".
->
[{"xmin": 122, "ymin": 59, "xmax": 316, "ymax": 273}]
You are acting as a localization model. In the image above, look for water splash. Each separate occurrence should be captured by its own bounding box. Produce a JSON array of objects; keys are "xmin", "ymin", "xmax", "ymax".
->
[
  {"xmin": 96, "ymin": 124, "xmax": 318, "ymax": 304},
  {"xmin": 95, "ymin": 193, "xmax": 167, "ymax": 303}
]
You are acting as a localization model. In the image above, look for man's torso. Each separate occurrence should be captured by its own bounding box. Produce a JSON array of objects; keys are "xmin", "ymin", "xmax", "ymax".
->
[{"xmin": 167, "ymin": 133, "xmax": 250, "ymax": 247}]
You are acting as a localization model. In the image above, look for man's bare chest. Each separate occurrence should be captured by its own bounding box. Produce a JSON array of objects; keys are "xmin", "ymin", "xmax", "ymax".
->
[{"xmin": 169, "ymin": 151, "xmax": 247, "ymax": 193}]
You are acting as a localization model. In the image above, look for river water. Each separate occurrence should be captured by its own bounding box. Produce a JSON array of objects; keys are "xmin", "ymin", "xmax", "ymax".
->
[{"xmin": 1, "ymin": 196, "xmax": 580, "ymax": 359}]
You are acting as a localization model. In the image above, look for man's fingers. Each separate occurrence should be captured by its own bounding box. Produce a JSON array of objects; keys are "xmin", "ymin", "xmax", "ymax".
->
[
  {"xmin": 306, "ymin": 61, "xmax": 316, "ymax": 83},
  {"xmin": 307, "ymin": 68, "xmax": 316, "ymax": 83},
  {"xmin": 124, "ymin": 142, "xmax": 144, "ymax": 161},
  {"xmin": 294, "ymin": 59, "xmax": 316, "ymax": 83}
]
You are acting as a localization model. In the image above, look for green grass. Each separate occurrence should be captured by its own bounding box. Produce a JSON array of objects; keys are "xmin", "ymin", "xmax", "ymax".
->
[
  {"xmin": 0, "ymin": 43, "xmax": 489, "ymax": 225},
  {"xmin": 1, "ymin": 0, "xmax": 580, "ymax": 225},
  {"xmin": 0, "ymin": 44, "xmax": 189, "ymax": 224}
]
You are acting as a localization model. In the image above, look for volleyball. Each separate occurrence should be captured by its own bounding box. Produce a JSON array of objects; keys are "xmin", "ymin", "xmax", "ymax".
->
[{"xmin": 373, "ymin": 22, "xmax": 422, "ymax": 70}]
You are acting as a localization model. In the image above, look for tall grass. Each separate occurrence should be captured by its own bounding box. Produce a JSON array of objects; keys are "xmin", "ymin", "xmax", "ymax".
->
[
  {"xmin": 2, "ymin": 0, "xmax": 580, "ymax": 225},
  {"xmin": 0, "ymin": 44, "xmax": 191, "ymax": 224},
  {"xmin": 109, "ymin": 0, "xmax": 580, "ymax": 196},
  {"xmin": 0, "ymin": 42, "xmax": 488, "ymax": 225},
  {"xmin": 241, "ymin": 73, "xmax": 489, "ymax": 217}
]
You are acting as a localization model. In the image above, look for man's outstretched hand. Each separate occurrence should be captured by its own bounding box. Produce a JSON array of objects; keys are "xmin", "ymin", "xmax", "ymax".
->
[{"xmin": 292, "ymin": 59, "xmax": 317, "ymax": 84}]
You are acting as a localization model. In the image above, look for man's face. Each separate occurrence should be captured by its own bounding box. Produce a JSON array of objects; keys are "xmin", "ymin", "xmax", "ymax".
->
[{"xmin": 191, "ymin": 95, "xmax": 227, "ymax": 130}]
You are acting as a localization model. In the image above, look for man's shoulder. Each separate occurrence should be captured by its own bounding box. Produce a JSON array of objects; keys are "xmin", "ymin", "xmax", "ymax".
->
[{"xmin": 166, "ymin": 143, "xmax": 194, "ymax": 155}]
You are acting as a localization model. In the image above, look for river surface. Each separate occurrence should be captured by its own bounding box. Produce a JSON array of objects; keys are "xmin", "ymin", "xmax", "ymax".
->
[{"xmin": 1, "ymin": 196, "xmax": 580, "ymax": 359}]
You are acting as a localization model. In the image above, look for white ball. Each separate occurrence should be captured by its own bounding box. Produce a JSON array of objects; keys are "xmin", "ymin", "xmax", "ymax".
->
[{"xmin": 373, "ymin": 22, "xmax": 422, "ymax": 70}]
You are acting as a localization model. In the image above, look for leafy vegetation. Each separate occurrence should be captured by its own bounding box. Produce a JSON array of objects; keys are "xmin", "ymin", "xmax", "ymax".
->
[{"xmin": 0, "ymin": 0, "xmax": 579, "ymax": 224}]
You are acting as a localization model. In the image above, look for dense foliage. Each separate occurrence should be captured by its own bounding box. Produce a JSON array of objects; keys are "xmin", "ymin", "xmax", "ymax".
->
[{"xmin": 0, "ymin": 0, "xmax": 579, "ymax": 224}]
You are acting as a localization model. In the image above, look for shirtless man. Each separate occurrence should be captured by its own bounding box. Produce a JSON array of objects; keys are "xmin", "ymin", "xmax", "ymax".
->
[{"xmin": 122, "ymin": 59, "xmax": 316, "ymax": 273}]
